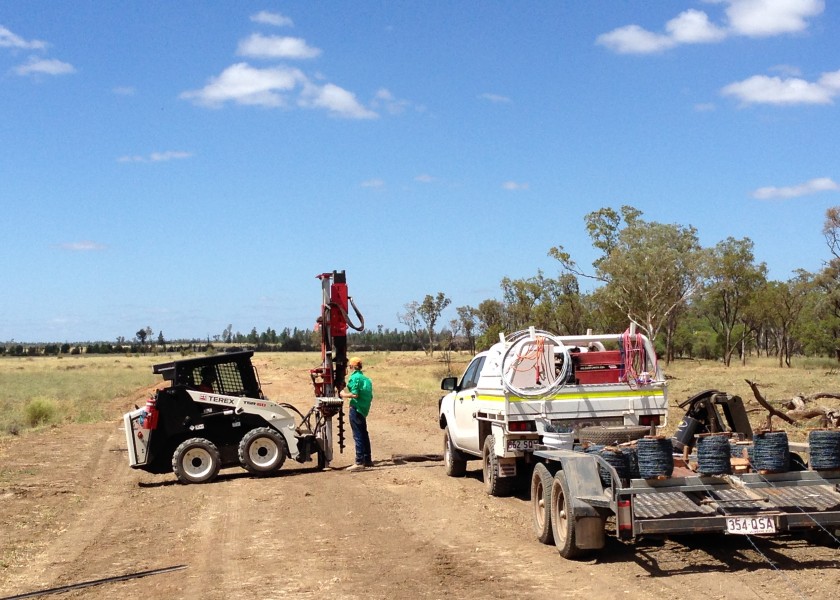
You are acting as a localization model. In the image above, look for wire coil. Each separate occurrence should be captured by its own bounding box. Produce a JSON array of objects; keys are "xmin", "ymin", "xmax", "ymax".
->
[
  {"xmin": 598, "ymin": 446, "xmax": 630, "ymax": 486},
  {"xmin": 751, "ymin": 431, "xmax": 789, "ymax": 473},
  {"xmin": 636, "ymin": 437, "xmax": 673, "ymax": 479},
  {"xmin": 697, "ymin": 434, "xmax": 731, "ymax": 475},
  {"xmin": 808, "ymin": 429, "xmax": 840, "ymax": 471}
]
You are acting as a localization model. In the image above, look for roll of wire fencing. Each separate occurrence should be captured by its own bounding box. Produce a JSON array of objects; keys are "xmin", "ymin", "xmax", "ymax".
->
[
  {"xmin": 501, "ymin": 330, "xmax": 571, "ymax": 399},
  {"xmin": 697, "ymin": 433, "xmax": 732, "ymax": 475},
  {"xmin": 751, "ymin": 431, "xmax": 790, "ymax": 473},
  {"xmin": 808, "ymin": 429, "xmax": 840, "ymax": 471},
  {"xmin": 597, "ymin": 446, "xmax": 631, "ymax": 487},
  {"xmin": 636, "ymin": 436, "xmax": 674, "ymax": 479}
]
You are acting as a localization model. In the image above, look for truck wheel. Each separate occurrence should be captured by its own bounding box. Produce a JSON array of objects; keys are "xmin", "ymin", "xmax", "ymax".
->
[
  {"xmin": 550, "ymin": 471, "xmax": 584, "ymax": 559},
  {"xmin": 238, "ymin": 427, "xmax": 287, "ymax": 475},
  {"xmin": 483, "ymin": 434, "xmax": 513, "ymax": 497},
  {"xmin": 444, "ymin": 427, "xmax": 467, "ymax": 477},
  {"xmin": 531, "ymin": 463, "xmax": 554, "ymax": 545},
  {"xmin": 172, "ymin": 438, "xmax": 221, "ymax": 484},
  {"xmin": 578, "ymin": 425, "xmax": 650, "ymax": 446}
]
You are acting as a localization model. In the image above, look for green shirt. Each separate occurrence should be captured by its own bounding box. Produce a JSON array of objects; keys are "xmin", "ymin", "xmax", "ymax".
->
[{"xmin": 347, "ymin": 369, "xmax": 373, "ymax": 417}]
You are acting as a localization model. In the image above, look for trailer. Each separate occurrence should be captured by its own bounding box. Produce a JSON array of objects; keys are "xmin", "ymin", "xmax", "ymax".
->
[{"xmin": 529, "ymin": 445, "xmax": 840, "ymax": 558}]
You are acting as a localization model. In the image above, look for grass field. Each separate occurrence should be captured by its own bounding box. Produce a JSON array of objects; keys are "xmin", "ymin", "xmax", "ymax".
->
[{"xmin": 2, "ymin": 351, "xmax": 839, "ymax": 442}]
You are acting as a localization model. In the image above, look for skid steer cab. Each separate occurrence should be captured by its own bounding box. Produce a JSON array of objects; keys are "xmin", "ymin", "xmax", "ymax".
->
[{"xmin": 124, "ymin": 351, "xmax": 343, "ymax": 484}]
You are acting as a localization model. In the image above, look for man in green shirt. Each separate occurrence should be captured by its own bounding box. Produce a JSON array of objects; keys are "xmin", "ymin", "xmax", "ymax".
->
[{"xmin": 342, "ymin": 356, "xmax": 373, "ymax": 471}]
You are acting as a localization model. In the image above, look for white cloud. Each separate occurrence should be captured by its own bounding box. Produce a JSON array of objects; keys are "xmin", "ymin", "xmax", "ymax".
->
[
  {"xmin": 0, "ymin": 25, "xmax": 46, "ymax": 50},
  {"xmin": 694, "ymin": 102, "xmax": 716, "ymax": 112},
  {"xmin": 502, "ymin": 181, "xmax": 529, "ymax": 191},
  {"xmin": 14, "ymin": 57, "xmax": 75, "ymax": 76},
  {"xmin": 596, "ymin": 24, "xmax": 675, "ymax": 54},
  {"xmin": 372, "ymin": 88, "xmax": 411, "ymax": 114},
  {"xmin": 666, "ymin": 9, "xmax": 726, "ymax": 43},
  {"xmin": 722, "ymin": 70, "xmax": 840, "ymax": 105},
  {"xmin": 725, "ymin": 0, "xmax": 824, "ymax": 37},
  {"xmin": 361, "ymin": 178, "xmax": 385, "ymax": 188},
  {"xmin": 752, "ymin": 177, "xmax": 840, "ymax": 199},
  {"xmin": 113, "ymin": 86, "xmax": 135, "ymax": 96},
  {"xmin": 117, "ymin": 151, "xmax": 193, "ymax": 163},
  {"xmin": 60, "ymin": 241, "xmax": 106, "ymax": 251},
  {"xmin": 250, "ymin": 11, "xmax": 294, "ymax": 28},
  {"xmin": 479, "ymin": 92, "xmax": 512, "ymax": 104},
  {"xmin": 415, "ymin": 174, "xmax": 436, "ymax": 183},
  {"xmin": 237, "ymin": 34, "xmax": 321, "ymax": 60},
  {"xmin": 597, "ymin": 1, "xmax": 823, "ymax": 54},
  {"xmin": 299, "ymin": 82, "xmax": 378, "ymax": 119},
  {"xmin": 180, "ymin": 62, "xmax": 305, "ymax": 108}
]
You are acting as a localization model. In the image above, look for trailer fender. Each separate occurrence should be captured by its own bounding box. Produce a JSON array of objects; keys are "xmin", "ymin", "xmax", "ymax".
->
[{"xmin": 556, "ymin": 454, "xmax": 606, "ymax": 519}]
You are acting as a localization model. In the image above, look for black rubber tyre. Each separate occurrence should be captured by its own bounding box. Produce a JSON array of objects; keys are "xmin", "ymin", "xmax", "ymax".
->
[
  {"xmin": 172, "ymin": 438, "xmax": 221, "ymax": 484},
  {"xmin": 483, "ymin": 434, "xmax": 514, "ymax": 497},
  {"xmin": 531, "ymin": 463, "xmax": 554, "ymax": 545},
  {"xmin": 579, "ymin": 425, "xmax": 650, "ymax": 446},
  {"xmin": 444, "ymin": 427, "xmax": 468, "ymax": 477},
  {"xmin": 238, "ymin": 427, "xmax": 287, "ymax": 475},
  {"xmin": 550, "ymin": 471, "xmax": 585, "ymax": 559}
]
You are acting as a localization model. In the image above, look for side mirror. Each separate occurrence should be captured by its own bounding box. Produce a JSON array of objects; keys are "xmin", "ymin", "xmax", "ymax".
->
[{"xmin": 441, "ymin": 376, "xmax": 458, "ymax": 391}]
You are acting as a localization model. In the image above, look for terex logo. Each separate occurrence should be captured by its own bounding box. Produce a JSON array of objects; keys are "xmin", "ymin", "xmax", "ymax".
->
[{"xmin": 208, "ymin": 395, "xmax": 236, "ymax": 405}]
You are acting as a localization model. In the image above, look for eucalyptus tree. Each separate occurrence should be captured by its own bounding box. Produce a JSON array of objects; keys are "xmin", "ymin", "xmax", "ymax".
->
[
  {"xmin": 701, "ymin": 237, "xmax": 767, "ymax": 366},
  {"xmin": 549, "ymin": 206, "xmax": 705, "ymax": 361}
]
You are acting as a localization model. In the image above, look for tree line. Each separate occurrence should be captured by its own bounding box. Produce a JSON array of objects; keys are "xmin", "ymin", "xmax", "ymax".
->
[{"xmin": 401, "ymin": 205, "xmax": 840, "ymax": 367}]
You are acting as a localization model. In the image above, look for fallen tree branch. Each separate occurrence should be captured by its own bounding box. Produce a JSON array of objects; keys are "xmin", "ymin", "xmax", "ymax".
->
[{"xmin": 745, "ymin": 379, "xmax": 795, "ymax": 428}]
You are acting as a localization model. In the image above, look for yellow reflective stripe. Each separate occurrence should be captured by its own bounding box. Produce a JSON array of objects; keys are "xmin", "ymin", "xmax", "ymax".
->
[{"xmin": 475, "ymin": 391, "xmax": 665, "ymax": 403}]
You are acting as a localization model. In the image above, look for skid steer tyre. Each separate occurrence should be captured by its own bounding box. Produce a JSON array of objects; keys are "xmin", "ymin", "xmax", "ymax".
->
[
  {"xmin": 238, "ymin": 427, "xmax": 287, "ymax": 475},
  {"xmin": 531, "ymin": 463, "xmax": 554, "ymax": 545},
  {"xmin": 483, "ymin": 434, "xmax": 513, "ymax": 497},
  {"xmin": 578, "ymin": 425, "xmax": 650, "ymax": 446},
  {"xmin": 444, "ymin": 426, "xmax": 467, "ymax": 477},
  {"xmin": 172, "ymin": 438, "xmax": 221, "ymax": 484}
]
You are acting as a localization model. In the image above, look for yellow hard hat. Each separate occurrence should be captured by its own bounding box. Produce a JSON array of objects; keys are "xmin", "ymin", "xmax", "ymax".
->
[{"xmin": 348, "ymin": 356, "xmax": 362, "ymax": 367}]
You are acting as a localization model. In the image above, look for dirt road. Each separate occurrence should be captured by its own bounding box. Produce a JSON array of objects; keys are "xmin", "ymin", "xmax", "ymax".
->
[{"xmin": 2, "ymin": 376, "xmax": 839, "ymax": 599}]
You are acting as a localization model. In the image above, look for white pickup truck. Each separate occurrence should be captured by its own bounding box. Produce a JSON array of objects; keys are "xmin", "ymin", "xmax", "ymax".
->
[{"xmin": 438, "ymin": 328, "xmax": 668, "ymax": 496}]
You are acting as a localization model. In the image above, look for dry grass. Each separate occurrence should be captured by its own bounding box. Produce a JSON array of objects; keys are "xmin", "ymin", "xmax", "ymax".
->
[
  {"xmin": 2, "ymin": 351, "xmax": 839, "ymax": 443},
  {"xmin": 0, "ymin": 354, "xmax": 160, "ymax": 435}
]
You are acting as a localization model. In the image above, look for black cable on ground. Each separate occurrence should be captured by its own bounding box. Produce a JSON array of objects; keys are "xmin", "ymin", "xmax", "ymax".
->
[{"xmin": 1, "ymin": 565, "xmax": 188, "ymax": 600}]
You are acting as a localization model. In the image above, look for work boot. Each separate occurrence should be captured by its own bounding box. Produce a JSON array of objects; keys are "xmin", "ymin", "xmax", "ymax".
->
[{"xmin": 347, "ymin": 463, "xmax": 367, "ymax": 472}]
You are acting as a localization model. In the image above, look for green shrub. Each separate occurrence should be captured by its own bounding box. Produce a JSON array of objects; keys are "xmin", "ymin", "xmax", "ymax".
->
[{"xmin": 24, "ymin": 397, "xmax": 58, "ymax": 427}]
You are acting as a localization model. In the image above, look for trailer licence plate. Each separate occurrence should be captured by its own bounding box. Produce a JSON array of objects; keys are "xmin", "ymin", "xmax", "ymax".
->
[
  {"xmin": 725, "ymin": 516, "xmax": 776, "ymax": 535},
  {"xmin": 507, "ymin": 439, "xmax": 537, "ymax": 451}
]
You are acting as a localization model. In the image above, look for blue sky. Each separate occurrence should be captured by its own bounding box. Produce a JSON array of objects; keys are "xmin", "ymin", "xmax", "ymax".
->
[{"xmin": 2, "ymin": 1, "xmax": 839, "ymax": 343}]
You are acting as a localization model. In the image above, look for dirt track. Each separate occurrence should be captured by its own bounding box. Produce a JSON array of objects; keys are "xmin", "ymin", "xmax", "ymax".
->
[{"xmin": 2, "ymin": 372, "xmax": 840, "ymax": 599}]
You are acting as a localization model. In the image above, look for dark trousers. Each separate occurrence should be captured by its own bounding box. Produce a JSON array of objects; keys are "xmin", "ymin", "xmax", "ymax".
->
[{"xmin": 348, "ymin": 406, "xmax": 372, "ymax": 465}]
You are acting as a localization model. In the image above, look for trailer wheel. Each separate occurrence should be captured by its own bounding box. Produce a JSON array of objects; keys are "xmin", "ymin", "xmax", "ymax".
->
[
  {"xmin": 238, "ymin": 427, "xmax": 287, "ymax": 475},
  {"xmin": 172, "ymin": 438, "xmax": 221, "ymax": 484},
  {"xmin": 483, "ymin": 434, "xmax": 513, "ymax": 497},
  {"xmin": 531, "ymin": 463, "xmax": 554, "ymax": 545},
  {"xmin": 444, "ymin": 427, "xmax": 467, "ymax": 477},
  {"xmin": 550, "ymin": 471, "xmax": 585, "ymax": 559},
  {"xmin": 579, "ymin": 425, "xmax": 649, "ymax": 446}
]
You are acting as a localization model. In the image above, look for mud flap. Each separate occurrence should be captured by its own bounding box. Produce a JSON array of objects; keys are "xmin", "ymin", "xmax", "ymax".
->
[{"xmin": 575, "ymin": 517, "xmax": 606, "ymax": 550}]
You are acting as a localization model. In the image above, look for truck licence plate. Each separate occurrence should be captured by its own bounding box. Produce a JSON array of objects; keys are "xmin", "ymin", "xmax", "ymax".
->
[
  {"xmin": 725, "ymin": 516, "xmax": 776, "ymax": 535},
  {"xmin": 507, "ymin": 439, "xmax": 537, "ymax": 451}
]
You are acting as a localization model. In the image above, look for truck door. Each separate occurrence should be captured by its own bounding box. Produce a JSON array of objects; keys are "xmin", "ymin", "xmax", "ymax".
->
[{"xmin": 452, "ymin": 356, "xmax": 485, "ymax": 454}]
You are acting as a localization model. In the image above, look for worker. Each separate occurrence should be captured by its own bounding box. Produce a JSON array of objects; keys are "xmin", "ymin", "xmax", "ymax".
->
[
  {"xmin": 196, "ymin": 366, "xmax": 216, "ymax": 393},
  {"xmin": 341, "ymin": 356, "xmax": 374, "ymax": 471}
]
